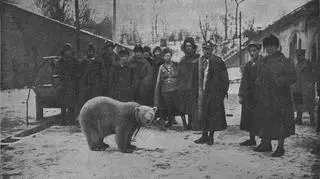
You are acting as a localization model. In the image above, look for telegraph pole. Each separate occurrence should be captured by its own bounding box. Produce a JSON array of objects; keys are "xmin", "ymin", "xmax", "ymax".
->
[
  {"xmin": 113, "ymin": 0, "xmax": 116, "ymax": 41},
  {"xmin": 75, "ymin": 0, "xmax": 80, "ymax": 56}
]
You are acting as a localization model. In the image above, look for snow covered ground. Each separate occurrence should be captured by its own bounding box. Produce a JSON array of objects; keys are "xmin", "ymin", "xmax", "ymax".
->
[{"xmin": 1, "ymin": 85, "xmax": 319, "ymax": 178}]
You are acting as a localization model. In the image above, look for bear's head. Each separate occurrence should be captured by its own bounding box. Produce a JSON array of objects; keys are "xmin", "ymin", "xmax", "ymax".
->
[{"xmin": 135, "ymin": 106, "xmax": 157, "ymax": 126}]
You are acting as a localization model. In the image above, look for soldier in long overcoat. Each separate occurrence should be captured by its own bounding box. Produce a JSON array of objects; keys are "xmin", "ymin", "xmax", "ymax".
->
[
  {"xmin": 101, "ymin": 41, "xmax": 118, "ymax": 97},
  {"xmin": 177, "ymin": 37, "xmax": 200, "ymax": 129},
  {"xmin": 292, "ymin": 49, "xmax": 316, "ymax": 125},
  {"xmin": 56, "ymin": 43, "xmax": 80, "ymax": 125},
  {"xmin": 193, "ymin": 41, "xmax": 229, "ymax": 145},
  {"xmin": 75, "ymin": 44, "xmax": 102, "ymax": 120},
  {"xmin": 253, "ymin": 35, "xmax": 296, "ymax": 157},
  {"xmin": 126, "ymin": 45, "xmax": 153, "ymax": 105},
  {"xmin": 238, "ymin": 42, "xmax": 262, "ymax": 146}
]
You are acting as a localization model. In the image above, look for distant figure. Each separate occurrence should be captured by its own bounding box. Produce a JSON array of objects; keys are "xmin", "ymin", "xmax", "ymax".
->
[
  {"xmin": 75, "ymin": 44, "xmax": 102, "ymax": 120},
  {"xmin": 143, "ymin": 46, "xmax": 153, "ymax": 65},
  {"xmin": 114, "ymin": 48, "xmax": 135, "ymax": 101},
  {"xmin": 127, "ymin": 45, "xmax": 153, "ymax": 105},
  {"xmin": 193, "ymin": 41, "xmax": 229, "ymax": 145},
  {"xmin": 313, "ymin": 62, "xmax": 320, "ymax": 132},
  {"xmin": 150, "ymin": 46, "xmax": 164, "ymax": 106},
  {"xmin": 238, "ymin": 42, "xmax": 262, "ymax": 146},
  {"xmin": 253, "ymin": 35, "xmax": 296, "ymax": 157},
  {"xmin": 293, "ymin": 49, "xmax": 316, "ymax": 125},
  {"xmin": 101, "ymin": 40, "xmax": 118, "ymax": 96},
  {"xmin": 119, "ymin": 49, "xmax": 130, "ymax": 63}
]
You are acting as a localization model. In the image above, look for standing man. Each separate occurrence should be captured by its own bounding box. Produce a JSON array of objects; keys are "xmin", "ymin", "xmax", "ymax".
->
[
  {"xmin": 238, "ymin": 42, "xmax": 262, "ymax": 146},
  {"xmin": 194, "ymin": 41, "xmax": 229, "ymax": 145},
  {"xmin": 127, "ymin": 45, "xmax": 153, "ymax": 105},
  {"xmin": 75, "ymin": 44, "xmax": 102, "ymax": 120},
  {"xmin": 57, "ymin": 43, "xmax": 80, "ymax": 125},
  {"xmin": 101, "ymin": 40, "xmax": 118, "ymax": 96},
  {"xmin": 293, "ymin": 49, "xmax": 316, "ymax": 125},
  {"xmin": 177, "ymin": 37, "xmax": 200, "ymax": 130},
  {"xmin": 154, "ymin": 48, "xmax": 180, "ymax": 128},
  {"xmin": 254, "ymin": 35, "xmax": 296, "ymax": 157}
]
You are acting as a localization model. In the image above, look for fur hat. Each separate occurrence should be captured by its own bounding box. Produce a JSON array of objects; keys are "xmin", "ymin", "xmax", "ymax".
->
[
  {"xmin": 181, "ymin": 37, "xmax": 197, "ymax": 52},
  {"xmin": 60, "ymin": 43, "xmax": 74, "ymax": 56},
  {"xmin": 143, "ymin": 46, "xmax": 151, "ymax": 53},
  {"xmin": 152, "ymin": 46, "xmax": 162, "ymax": 56},
  {"xmin": 119, "ymin": 49, "xmax": 130, "ymax": 57},
  {"xmin": 133, "ymin": 45, "xmax": 144, "ymax": 53},
  {"xmin": 262, "ymin": 34, "xmax": 279, "ymax": 48},
  {"xmin": 162, "ymin": 47, "xmax": 172, "ymax": 56}
]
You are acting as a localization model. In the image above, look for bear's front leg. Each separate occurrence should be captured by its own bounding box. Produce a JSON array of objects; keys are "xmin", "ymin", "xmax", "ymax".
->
[{"xmin": 115, "ymin": 126, "xmax": 134, "ymax": 153}]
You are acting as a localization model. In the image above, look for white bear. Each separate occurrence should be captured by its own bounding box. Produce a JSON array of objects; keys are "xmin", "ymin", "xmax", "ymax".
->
[{"xmin": 78, "ymin": 96, "xmax": 157, "ymax": 153}]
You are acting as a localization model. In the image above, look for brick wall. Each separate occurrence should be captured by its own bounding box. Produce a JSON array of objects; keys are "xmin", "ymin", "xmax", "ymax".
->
[{"xmin": 1, "ymin": 2, "xmax": 130, "ymax": 89}]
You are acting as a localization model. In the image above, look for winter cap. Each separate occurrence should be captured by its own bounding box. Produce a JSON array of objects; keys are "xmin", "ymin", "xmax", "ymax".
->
[
  {"xmin": 133, "ymin": 45, "xmax": 144, "ymax": 53},
  {"xmin": 202, "ymin": 40, "xmax": 216, "ymax": 49},
  {"xmin": 162, "ymin": 47, "xmax": 173, "ymax": 56},
  {"xmin": 246, "ymin": 41, "xmax": 262, "ymax": 51}
]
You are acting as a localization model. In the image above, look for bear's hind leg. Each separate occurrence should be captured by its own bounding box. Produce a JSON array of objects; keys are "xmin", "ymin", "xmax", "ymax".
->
[
  {"xmin": 115, "ymin": 126, "xmax": 133, "ymax": 153},
  {"xmin": 80, "ymin": 119, "xmax": 109, "ymax": 151}
]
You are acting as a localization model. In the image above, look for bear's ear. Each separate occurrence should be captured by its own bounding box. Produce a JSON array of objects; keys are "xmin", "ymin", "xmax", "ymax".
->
[
  {"xmin": 135, "ymin": 107, "xmax": 140, "ymax": 114},
  {"xmin": 152, "ymin": 107, "xmax": 157, "ymax": 112}
]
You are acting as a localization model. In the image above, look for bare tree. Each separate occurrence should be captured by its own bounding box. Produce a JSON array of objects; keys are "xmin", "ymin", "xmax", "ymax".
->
[
  {"xmin": 233, "ymin": 0, "xmax": 245, "ymax": 39},
  {"xmin": 78, "ymin": 0, "xmax": 96, "ymax": 30},
  {"xmin": 151, "ymin": 0, "xmax": 166, "ymax": 42},
  {"xmin": 34, "ymin": 0, "xmax": 73, "ymax": 24},
  {"xmin": 224, "ymin": 0, "xmax": 228, "ymax": 39},
  {"xmin": 199, "ymin": 14, "xmax": 210, "ymax": 41}
]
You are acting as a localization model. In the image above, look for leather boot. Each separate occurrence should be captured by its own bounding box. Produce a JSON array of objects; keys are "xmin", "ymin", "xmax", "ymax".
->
[
  {"xmin": 194, "ymin": 132, "xmax": 208, "ymax": 144},
  {"xmin": 207, "ymin": 132, "xmax": 214, "ymax": 145}
]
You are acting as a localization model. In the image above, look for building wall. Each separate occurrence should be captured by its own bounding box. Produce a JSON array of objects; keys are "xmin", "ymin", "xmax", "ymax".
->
[
  {"xmin": 224, "ymin": 50, "xmax": 247, "ymax": 68},
  {"xmin": 255, "ymin": 15, "xmax": 319, "ymax": 64},
  {"xmin": 1, "ymin": 3, "xmax": 130, "ymax": 89}
]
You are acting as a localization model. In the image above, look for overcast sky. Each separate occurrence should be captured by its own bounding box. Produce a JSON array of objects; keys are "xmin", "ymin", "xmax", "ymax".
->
[{"xmin": 17, "ymin": 0, "xmax": 310, "ymax": 42}]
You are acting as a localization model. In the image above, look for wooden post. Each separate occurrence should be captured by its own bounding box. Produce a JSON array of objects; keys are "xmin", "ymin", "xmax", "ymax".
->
[
  {"xmin": 113, "ymin": 0, "xmax": 116, "ymax": 41},
  {"xmin": 239, "ymin": 11, "xmax": 242, "ymax": 69},
  {"xmin": 75, "ymin": 0, "xmax": 80, "ymax": 56}
]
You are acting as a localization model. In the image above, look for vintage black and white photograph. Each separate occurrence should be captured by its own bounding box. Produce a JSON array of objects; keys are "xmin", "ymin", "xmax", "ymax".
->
[{"xmin": 0, "ymin": 0, "xmax": 320, "ymax": 178}]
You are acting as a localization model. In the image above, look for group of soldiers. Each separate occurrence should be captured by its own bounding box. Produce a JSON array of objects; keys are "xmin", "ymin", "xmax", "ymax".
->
[
  {"xmin": 53, "ymin": 41, "xmax": 163, "ymax": 125},
  {"xmin": 53, "ymin": 34, "xmax": 319, "ymax": 158},
  {"xmin": 238, "ymin": 34, "xmax": 320, "ymax": 158}
]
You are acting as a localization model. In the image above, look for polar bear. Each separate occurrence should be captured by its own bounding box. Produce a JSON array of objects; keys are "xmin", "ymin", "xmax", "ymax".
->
[{"xmin": 79, "ymin": 96, "xmax": 157, "ymax": 153}]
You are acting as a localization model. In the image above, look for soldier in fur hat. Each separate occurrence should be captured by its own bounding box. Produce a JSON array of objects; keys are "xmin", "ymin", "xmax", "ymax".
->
[
  {"xmin": 127, "ymin": 45, "xmax": 153, "ymax": 105},
  {"xmin": 253, "ymin": 34, "xmax": 296, "ymax": 157},
  {"xmin": 177, "ymin": 37, "xmax": 200, "ymax": 130}
]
